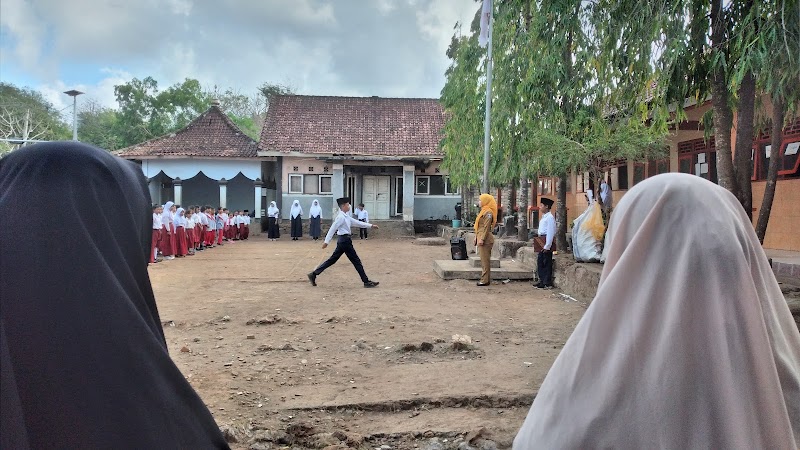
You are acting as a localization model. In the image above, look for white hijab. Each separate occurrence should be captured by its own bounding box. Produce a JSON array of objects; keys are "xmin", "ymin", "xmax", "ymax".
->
[
  {"xmin": 162, "ymin": 201, "xmax": 174, "ymax": 224},
  {"xmin": 514, "ymin": 173, "xmax": 800, "ymax": 449},
  {"xmin": 174, "ymin": 207, "xmax": 185, "ymax": 227},
  {"xmin": 290, "ymin": 200, "xmax": 302, "ymax": 219},
  {"xmin": 268, "ymin": 201, "xmax": 279, "ymax": 217},
  {"xmin": 309, "ymin": 199, "xmax": 322, "ymax": 218}
]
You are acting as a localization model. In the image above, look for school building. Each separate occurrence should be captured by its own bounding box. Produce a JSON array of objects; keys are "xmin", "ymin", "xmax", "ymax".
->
[
  {"xmin": 258, "ymin": 95, "xmax": 460, "ymax": 223},
  {"xmin": 117, "ymin": 99, "xmax": 281, "ymax": 230},
  {"xmin": 527, "ymin": 99, "xmax": 800, "ymax": 251}
]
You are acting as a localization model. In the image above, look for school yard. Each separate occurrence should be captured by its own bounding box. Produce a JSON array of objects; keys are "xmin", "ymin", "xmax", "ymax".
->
[{"xmin": 147, "ymin": 235, "xmax": 586, "ymax": 449}]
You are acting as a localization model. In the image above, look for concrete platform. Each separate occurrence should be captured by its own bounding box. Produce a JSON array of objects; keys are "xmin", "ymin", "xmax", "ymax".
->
[
  {"xmin": 469, "ymin": 256, "xmax": 500, "ymax": 268},
  {"xmin": 434, "ymin": 259, "xmax": 533, "ymax": 281}
]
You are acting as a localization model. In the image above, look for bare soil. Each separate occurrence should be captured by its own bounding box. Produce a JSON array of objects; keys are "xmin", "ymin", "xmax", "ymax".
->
[{"xmin": 149, "ymin": 236, "xmax": 587, "ymax": 449}]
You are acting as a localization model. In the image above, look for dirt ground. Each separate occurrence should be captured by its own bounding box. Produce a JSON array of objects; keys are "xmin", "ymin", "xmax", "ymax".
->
[{"xmin": 148, "ymin": 235, "xmax": 587, "ymax": 449}]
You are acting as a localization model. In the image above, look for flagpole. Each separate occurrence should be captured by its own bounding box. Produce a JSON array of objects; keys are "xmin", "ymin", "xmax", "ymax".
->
[{"xmin": 482, "ymin": 0, "xmax": 493, "ymax": 195}]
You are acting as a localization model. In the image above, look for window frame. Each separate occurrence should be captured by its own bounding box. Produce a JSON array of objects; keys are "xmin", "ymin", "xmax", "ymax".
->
[
  {"xmin": 319, "ymin": 174, "xmax": 333, "ymax": 194},
  {"xmin": 288, "ymin": 173, "xmax": 303, "ymax": 194},
  {"xmin": 415, "ymin": 175, "xmax": 430, "ymax": 195}
]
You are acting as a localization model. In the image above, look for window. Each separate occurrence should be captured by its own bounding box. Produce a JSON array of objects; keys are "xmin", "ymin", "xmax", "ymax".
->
[
  {"xmin": 289, "ymin": 174, "xmax": 303, "ymax": 193},
  {"xmin": 603, "ymin": 162, "xmax": 629, "ymax": 190},
  {"xmin": 303, "ymin": 174, "xmax": 318, "ymax": 194},
  {"xmin": 430, "ymin": 176, "xmax": 446, "ymax": 195},
  {"xmin": 416, "ymin": 176, "xmax": 430, "ymax": 194},
  {"xmin": 648, "ymin": 158, "xmax": 670, "ymax": 176},
  {"xmin": 319, "ymin": 175, "xmax": 332, "ymax": 194},
  {"xmin": 678, "ymin": 138, "xmax": 717, "ymax": 183},
  {"xmin": 538, "ymin": 178, "xmax": 553, "ymax": 195},
  {"xmin": 445, "ymin": 176, "xmax": 459, "ymax": 194},
  {"xmin": 575, "ymin": 172, "xmax": 584, "ymax": 193},
  {"xmin": 633, "ymin": 163, "xmax": 646, "ymax": 185}
]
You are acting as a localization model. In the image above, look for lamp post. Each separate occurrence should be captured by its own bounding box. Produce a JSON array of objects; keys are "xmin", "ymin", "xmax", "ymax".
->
[{"xmin": 63, "ymin": 90, "xmax": 84, "ymax": 141}]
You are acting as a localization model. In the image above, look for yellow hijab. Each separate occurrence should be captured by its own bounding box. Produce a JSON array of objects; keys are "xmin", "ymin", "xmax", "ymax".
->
[{"xmin": 475, "ymin": 193, "xmax": 498, "ymax": 232}]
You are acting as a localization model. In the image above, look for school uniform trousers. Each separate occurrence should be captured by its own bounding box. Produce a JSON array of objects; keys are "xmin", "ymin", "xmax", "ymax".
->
[{"xmin": 312, "ymin": 235, "xmax": 369, "ymax": 284}]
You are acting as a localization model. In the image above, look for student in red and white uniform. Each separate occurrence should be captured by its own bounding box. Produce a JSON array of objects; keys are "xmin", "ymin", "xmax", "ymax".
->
[
  {"xmin": 161, "ymin": 201, "xmax": 175, "ymax": 260},
  {"xmin": 205, "ymin": 207, "xmax": 216, "ymax": 248},
  {"xmin": 150, "ymin": 205, "xmax": 162, "ymax": 264}
]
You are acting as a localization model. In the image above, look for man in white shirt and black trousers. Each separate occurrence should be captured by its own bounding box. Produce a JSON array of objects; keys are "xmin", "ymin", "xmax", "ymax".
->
[
  {"xmin": 308, "ymin": 197, "xmax": 380, "ymax": 288},
  {"xmin": 535, "ymin": 198, "xmax": 556, "ymax": 289}
]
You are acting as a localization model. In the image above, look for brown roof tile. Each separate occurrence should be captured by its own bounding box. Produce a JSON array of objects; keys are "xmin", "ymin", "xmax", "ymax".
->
[
  {"xmin": 118, "ymin": 103, "xmax": 259, "ymax": 158},
  {"xmin": 259, "ymin": 95, "xmax": 445, "ymax": 157}
]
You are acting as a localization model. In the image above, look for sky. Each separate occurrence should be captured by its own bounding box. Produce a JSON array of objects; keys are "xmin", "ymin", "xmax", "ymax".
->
[{"xmin": 0, "ymin": 0, "xmax": 478, "ymax": 113}]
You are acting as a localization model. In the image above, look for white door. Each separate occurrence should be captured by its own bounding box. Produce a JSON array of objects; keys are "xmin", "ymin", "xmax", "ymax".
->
[{"xmin": 363, "ymin": 176, "xmax": 391, "ymax": 219}]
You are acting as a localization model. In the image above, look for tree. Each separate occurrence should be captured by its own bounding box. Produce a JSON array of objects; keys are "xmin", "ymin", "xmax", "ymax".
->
[
  {"xmin": 0, "ymin": 82, "xmax": 70, "ymax": 155},
  {"xmin": 78, "ymin": 99, "xmax": 123, "ymax": 151},
  {"xmin": 593, "ymin": 0, "xmax": 799, "ymax": 225}
]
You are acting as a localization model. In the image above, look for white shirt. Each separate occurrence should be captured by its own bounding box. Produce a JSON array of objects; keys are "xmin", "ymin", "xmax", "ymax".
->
[
  {"xmin": 152, "ymin": 213, "xmax": 162, "ymax": 230},
  {"xmin": 244, "ymin": 216, "xmax": 251, "ymax": 225},
  {"xmin": 206, "ymin": 213, "xmax": 216, "ymax": 230},
  {"xmin": 538, "ymin": 212, "xmax": 556, "ymax": 250},
  {"xmin": 324, "ymin": 210, "xmax": 373, "ymax": 244},
  {"xmin": 356, "ymin": 208, "xmax": 369, "ymax": 222}
]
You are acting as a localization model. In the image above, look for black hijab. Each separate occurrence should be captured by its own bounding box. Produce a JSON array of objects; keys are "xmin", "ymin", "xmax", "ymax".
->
[{"xmin": 0, "ymin": 142, "xmax": 228, "ymax": 448}]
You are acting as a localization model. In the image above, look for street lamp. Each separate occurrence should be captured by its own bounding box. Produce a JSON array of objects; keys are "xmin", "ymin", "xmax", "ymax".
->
[{"xmin": 64, "ymin": 90, "xmax": 84, "ymax": 141}]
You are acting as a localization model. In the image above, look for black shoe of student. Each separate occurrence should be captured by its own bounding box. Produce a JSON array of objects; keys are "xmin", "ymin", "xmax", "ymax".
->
[
  {"xmin": 364, "ymin": 281, "xmax": 379, "ymax": 288},
  {"xmin": 534, "ymin": 283, "xmax": 546, "ymax": 289},
  {"xmin": 307, "ymin": 273, "xmax": 317, "ymax": 287}
]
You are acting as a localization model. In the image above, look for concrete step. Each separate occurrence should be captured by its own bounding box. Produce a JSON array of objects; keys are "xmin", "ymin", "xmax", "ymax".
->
[
  {"xmin": 433, "ymin": 259, "xmax": 533, "ymax": 281},
  {"xmin": 468, "ymin": 256, "xmax": 501, "ymax": 268}
]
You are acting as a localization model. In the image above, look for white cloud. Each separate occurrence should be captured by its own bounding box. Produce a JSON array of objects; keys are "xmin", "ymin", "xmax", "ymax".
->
[{"xmin": 2, "ymin": 0, "xmax": 478, "ymax": 103}]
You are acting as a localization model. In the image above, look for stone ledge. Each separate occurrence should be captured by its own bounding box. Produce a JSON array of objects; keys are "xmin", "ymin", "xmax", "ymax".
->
[
  {"xmin": 433, "ymin": 259, "xmax": 533, "ymax": 281},
  {"xmin": 517, "ymin": 247, "xmax": 602, "ymax": 303},
  {"xmin": 469, "ymin": 256, "xmax": 501, "ymax": 268}
]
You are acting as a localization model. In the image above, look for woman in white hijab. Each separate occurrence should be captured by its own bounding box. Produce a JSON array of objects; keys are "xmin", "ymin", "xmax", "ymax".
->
[
  {"xmin": 267, "ymin": 201, "xmax": 280, "ymax": 241},
  {"xmin": 514, "ymin": 173, "xmax": 800, "ymax": 449},
  {"xmin": 290, "ymin": 200, "xmax": 303, "ymax": 241},
  {"xmin": 309, "ymin": 199, "xmax": 323, "ymax": 241}
]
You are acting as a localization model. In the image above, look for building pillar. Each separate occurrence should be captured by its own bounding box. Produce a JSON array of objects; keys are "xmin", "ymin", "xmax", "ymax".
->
[
  {"xmin": 254, "ymin": 179, "xmax": 263, "ymax": 219},
  {"xmin": 148, "ymin": 178, "xmax": 160, "ymax": 206},
  {"xmin": 402, "ymin": 164, "xmax": 415, "ymax": 222},
  {"xmin": 332, "ymin": 163, "xmax": 344, "ymax": 215},
  {"xmin": 173, "ymin": 178, "xmax": 182, "ymax": 206},
  {"xmin": 219, "ymin": 178, "xmax": 227, "ymax": 208}
]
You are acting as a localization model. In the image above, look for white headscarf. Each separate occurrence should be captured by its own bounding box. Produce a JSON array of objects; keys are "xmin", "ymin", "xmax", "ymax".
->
[
  {"xmin": 309, "ymin": 199, "xmax": 322, "ymax": 218},
  {"xmin": 514, "ymin": 173, "xmax": 800, "ymax": 449},
  {"xmin": 268, "ymin": 201, "xmax": 279, "ymax": 218},
  {"xmin": 162, "ymin": 201, "xmax": 174, "ymax": 224},
  {"xmin": 174, "ymin": 207, "xmax": 185, "ymax": 227},
  {"xmin": 290, "ymin": 200, "xmax": 302, "ymax": 219}
]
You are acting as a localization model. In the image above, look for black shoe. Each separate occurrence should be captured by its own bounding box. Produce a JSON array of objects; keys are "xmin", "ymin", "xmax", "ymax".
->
[
  {"xmin": 307, "ymin": 273, "xmax": 317, "ymax": 286},
  {"xmin": 364, "ymin": 281, "xmax": 379, "ymax": 288},
  {"xmin": 534, "ymin": 283, "xmax": 546, "ymax": 289},
  {"xmin": 477, "ymin": 282, "xmax": 490, "ymax": 286}
]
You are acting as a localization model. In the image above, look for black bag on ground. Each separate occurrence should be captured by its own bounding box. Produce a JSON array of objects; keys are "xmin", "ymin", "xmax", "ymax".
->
[{"xmin": 450, "ymin": 237, "xmax": 468, "ymax": 260}]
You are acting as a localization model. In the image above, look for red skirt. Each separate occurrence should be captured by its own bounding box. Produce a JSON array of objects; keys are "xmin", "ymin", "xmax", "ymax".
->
[
  {"xmin": 161, "ymin": 226, "xmax": 173, "ymax": 256},
  {"xmin": 217, "ymin": 226, "xmax": 224, "ymax": 244},
  {"xmin": 243, "ymin": 225, "xmax": 250, "ymax": 239},
  {"xmin": 205, "ymin": 230, "xmax": 215, "ymax": 246},
  {"xmin": 176, "ymin": 226, "xmax": 188, "ymax": 256},
  {"xmin": 150, "ymin": 229, "xmax": 161, "ymax": 263},
  {"xmin": 170, "ymin": 223, "xmax": 177, "ymax": 255}
]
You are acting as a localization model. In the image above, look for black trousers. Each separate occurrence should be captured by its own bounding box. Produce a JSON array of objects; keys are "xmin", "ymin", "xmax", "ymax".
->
[
  {"xmin": 313, "ymin": 235, "xmax": 369, "ymax": 283},
  {"xmin": 359, "ymin": 226, "xmax": 368, "ymax": 239},
  {"xmin": 537, "ymin": 250, "xmax": 554, "ymax": 286}
]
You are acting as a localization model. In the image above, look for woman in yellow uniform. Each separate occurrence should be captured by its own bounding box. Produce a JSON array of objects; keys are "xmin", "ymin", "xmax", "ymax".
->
[{"xmin": 475, "ymin": 193, "xmax": 497, "ymax": 286}]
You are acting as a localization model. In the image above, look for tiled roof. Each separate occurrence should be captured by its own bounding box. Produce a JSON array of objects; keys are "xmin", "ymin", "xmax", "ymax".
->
[
  {"xmin": 259, "ymin": 95, "xmax": 446, "ymax": 157},
  {"xmin": 118, "ymin": 102, "xmax": 259, "ymax": 158}
]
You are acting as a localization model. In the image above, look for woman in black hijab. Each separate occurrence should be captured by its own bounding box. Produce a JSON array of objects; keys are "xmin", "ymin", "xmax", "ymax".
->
[{"xmin": 0, "ymin": 142, "xmax": 229, "ymax": 448}]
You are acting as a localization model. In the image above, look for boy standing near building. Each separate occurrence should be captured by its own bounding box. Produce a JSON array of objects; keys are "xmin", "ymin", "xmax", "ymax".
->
[
  {"xmin": 535, "ymin": 198, "xmax": 556, "ymax": 289},
  {"xmin": 308, "ymin": 197, "xmax": 380, "ymax": 288},
  {"xmin": 356, "ymin": 203, "xmax": 369, "ymax": 239}
]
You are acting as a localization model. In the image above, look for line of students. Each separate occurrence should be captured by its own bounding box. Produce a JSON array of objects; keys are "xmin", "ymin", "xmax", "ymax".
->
[{"xmin": 150, "ymin": 203, "xmax": 251, "ymax": 264}]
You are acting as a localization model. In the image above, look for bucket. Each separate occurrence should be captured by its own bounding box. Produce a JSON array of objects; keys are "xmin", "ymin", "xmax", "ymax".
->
[{"xmin": 452, "ymin": 219, "xmax": 462, "ymax": 228}]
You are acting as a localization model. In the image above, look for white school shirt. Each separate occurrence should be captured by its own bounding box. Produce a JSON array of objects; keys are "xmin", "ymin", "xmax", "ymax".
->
[
  {"xmin": 152, "ymin": 213, "xmax": 162, "ymax": 230},
  {"xmin": 244, "ymin": 215, "xmax": 251, "ymax": 225},
  {"xmin": 538, "ymin": 212, "xmax": 556, "ymax": 250},
  {"xmin": 324, "ymin": 210, "xmax": 373, "ymax": 244},
  {"xmin": 199, "ymin": 213, "xmax": 209, "ymax": 227},
  {"xmin": 356, "ymin": 209, "xmax": 369, "ymax": 222}
]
